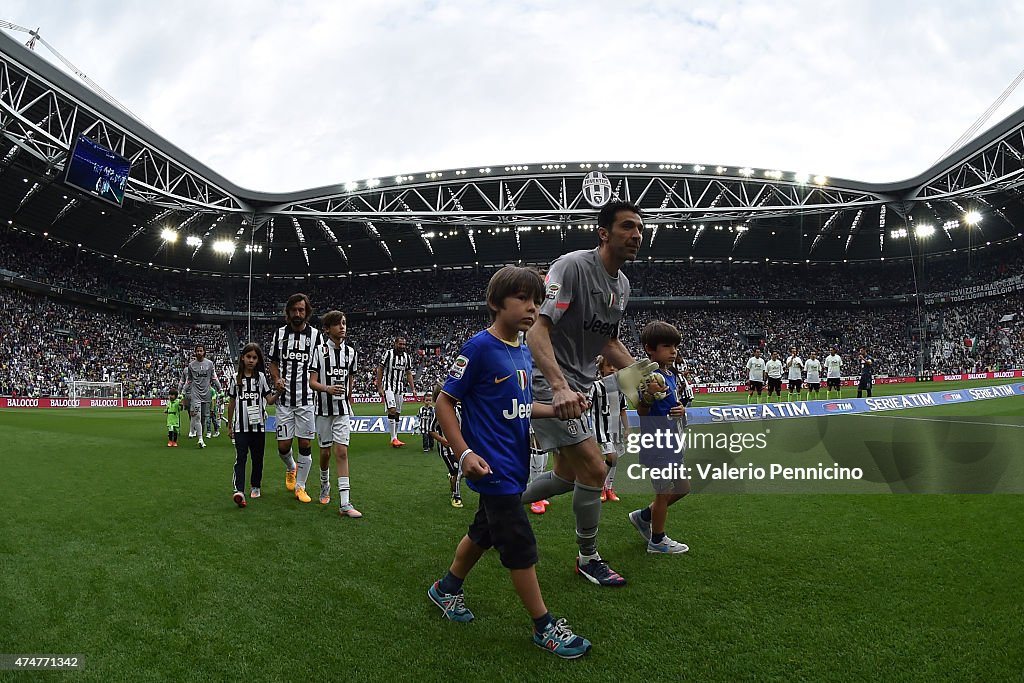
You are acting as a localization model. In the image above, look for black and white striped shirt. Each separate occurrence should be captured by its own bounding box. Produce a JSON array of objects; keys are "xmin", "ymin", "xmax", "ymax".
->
[
  {"xmin": 309, "ymin": 339, "xmax": 357, "ymax": 417},
  {"xmin": 588, "ymin": 380, "xmax": 625, "ymax": 444},
  {"xmin": 269, "ymin": 324, "xmax": 323, "ymax": 408},
  {"xmin": 417, "ymin": 404, "xmax": 435, "ymax": 434},
  {"xmin": 228, "ymin": 373, "xmax": 273, "ymax": 433},
  {"xmin": 428, "ymin": 403, "xmax": 462, "ymax": 456},
  {"xmin": 379, "ymin": 348, "xmax": 413, "ymax": 393}
]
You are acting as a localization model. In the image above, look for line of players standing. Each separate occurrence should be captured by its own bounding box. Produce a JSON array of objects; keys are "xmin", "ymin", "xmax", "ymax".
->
[{"xmin": 743, "ymin": 346, "xmax": 876, "ymax": 404}]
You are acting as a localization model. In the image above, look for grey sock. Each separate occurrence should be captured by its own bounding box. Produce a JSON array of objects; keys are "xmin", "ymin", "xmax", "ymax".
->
[
  {"xmin": 521, "ymin": 470, "xmax": 574, "ymax": 504},
  {"xmin": 573, "ymin": 481, "xmax": 604, "ymax": 557}
]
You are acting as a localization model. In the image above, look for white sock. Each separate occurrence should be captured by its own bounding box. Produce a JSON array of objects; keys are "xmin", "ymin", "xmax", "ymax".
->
[
  {"xmin": 338, "ymin": 476, "xmax": 351, "ymax": 506},
  {"xmin": 296, "ymin": 454, "xmax": 313, "ymax": 488},
  {"xmin": 279, "ymin": 449, "xmax": 296, "ymax": 471},
  {"xmin": 320, "ymin": 467, "xmax": 330, "ymax": 482},
  {"xmin": 605, "ymin": 464, "xmax": 617, "ymax": 489},
  {"xmin": 529, "ymin": 450, "xmax": 548, "ymax": 484},
  {"xmin": 389, "ymin": 420, "xmax": 398, "ymax": 439}
]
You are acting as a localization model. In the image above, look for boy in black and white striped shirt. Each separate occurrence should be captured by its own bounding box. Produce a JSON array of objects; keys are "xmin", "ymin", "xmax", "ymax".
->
[
  {"xmin": 418, "ymin": 394, "xmax": 436, "ymax": 452},
  {"xmin": 309, "ymin": 310, "xmax": 361, "ymax": 518},
  {"xmin": 588, "ymin": 355, "xmax": 628, "ymax": 503},
  {"xmin": 227, "ymin": 343, "xmax": 280, "ymax": 508}
]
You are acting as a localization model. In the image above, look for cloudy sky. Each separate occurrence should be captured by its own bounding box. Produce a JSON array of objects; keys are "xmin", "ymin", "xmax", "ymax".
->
[{"xmin": 3, "ymin": 1, "xmax": 1024, "ymax": 192}]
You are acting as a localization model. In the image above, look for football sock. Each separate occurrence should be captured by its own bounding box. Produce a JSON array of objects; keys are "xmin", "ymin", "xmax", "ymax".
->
[
  {"xmin": 652, "ymin": 531, "xmax": 666, "ymax": 544},
  {"xmin": 640, "ymin": 507, "xmax": 653, "ymax": 523},
  {"xmin": 320, "ymin": 467, "xmax": 330, "ymax": 483},
  {"xmin": 529, "ymin": 449, "xmax": 548, "ymax": 484},
  {"xmin": 605, "ymin": 464, "xmax": 617, "ymax": 489},
  {"xmin": 296, "ymin": 453, "xmax": 313, "ymax": 488},
  {"xmin": 389, "ymin": 420, "xmax": 398, "ymax": 439},
  {"xmin": 168, "ymin": 430, "xmax": 173, "ymax": 440},
  {"xmin": 279, "ymin": 448, "xmax": 296, "ymax": 471},
  {"xmin": 573, "ymin": 481, "xmax": 603, "ymax": 557},
  {"xmin": 521, "ymin": 470, "xmax": 574, "ymax": 504},
  {"xmin": 533, "ymin": 612, "xmax": 554, "ymax": 633},
  {"xmin": 438, "ymin": 570, "xmax": 463, "ymax": 595},
  {"xmin": 338, "ymin": 476, "xmax": 350, "ymax": 506}
]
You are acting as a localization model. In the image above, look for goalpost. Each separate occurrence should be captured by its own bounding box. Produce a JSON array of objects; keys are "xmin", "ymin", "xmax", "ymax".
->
[{"xmin": 70, "ymin": 381, "xmax": 124, "ymax": 402}]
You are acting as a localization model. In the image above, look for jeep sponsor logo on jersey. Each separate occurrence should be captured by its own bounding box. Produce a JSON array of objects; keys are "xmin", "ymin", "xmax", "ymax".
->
[
  {"xmin": 283, "ymin": 351, "xmax": 310, "ymax": 362},
  {"xmin": 582, "ymin": 171, "xmax": 613, "ymax": 208},
  {"xmin": 583, "ymin": 314, "xmax": 619, "ymax": 338}
]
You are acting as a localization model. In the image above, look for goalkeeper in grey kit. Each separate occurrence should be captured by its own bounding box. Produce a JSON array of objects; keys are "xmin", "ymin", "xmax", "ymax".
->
[
  {"xmin": 523, "ymin": 200, "xmax": 658, "ymax": 587},
  {"xmin": 181, "ymin": 343, "xmax": 223, "ymax": 449}
]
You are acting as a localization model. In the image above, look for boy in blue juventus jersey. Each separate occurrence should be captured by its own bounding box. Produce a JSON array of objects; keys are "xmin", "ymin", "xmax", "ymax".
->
[{"xmin": 427, "ymin": 266, "xmax": 593, "ymax": 659}]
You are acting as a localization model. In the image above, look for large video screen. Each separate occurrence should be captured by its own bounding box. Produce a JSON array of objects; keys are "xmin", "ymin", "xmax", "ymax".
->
[{"xmin": 64, "ymin": 134, "xmax": 131, "ymax": 207}]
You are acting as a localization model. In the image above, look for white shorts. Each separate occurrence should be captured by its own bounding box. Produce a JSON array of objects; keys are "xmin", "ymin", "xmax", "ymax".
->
[
  {"xmin": 384, "ymin": 390, "xmax": 403, "ymax": 414},
  {"xmin": 316, "ymin": 414, "xmax": 351, "ymax": 447},
  {"xmin": 275, "ymin": 403, "xmax": 316, "ymax": 441}
]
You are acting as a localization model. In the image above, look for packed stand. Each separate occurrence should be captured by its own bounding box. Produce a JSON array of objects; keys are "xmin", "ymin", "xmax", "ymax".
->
[{"xmin": 0, "ymin": 287, "xmax": 230, "ymax": 398}]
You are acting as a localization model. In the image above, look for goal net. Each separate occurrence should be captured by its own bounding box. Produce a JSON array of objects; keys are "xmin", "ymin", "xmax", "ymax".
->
[{"xmin": 70, "ymin": 381, "xmax": 124, "ymax": 401}]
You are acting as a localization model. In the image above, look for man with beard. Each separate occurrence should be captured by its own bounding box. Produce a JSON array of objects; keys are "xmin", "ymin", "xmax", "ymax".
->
[{"xmin": 181, "ymin": 344, "xmax": 223, "ymax": 450}]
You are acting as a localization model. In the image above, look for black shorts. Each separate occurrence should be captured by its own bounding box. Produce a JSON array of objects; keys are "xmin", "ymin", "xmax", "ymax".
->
[
  {"xmin": 827, "ymin": 378, "xmax": 841, "ymax": 390},
  {"xmin": 767, "ymin": 378, "xmax": 783, "ymax": 392},
  {"xmin": 467, "ymin": 493, "xmax": 538, "ymax": 570},
  {"xmin": 788, "ymin": 379, "xmax": 803, "ymax": 392},
  {"xmin": 858, "ymin": 379, "xmax": 872, "ymax": 391},
  {"xmin": 748, "ymin": 380, "xmax": 764, "ymax": 392},
  {"xmin": 807, "ymin": 382, "xmax": 820, "ymax": 392}
]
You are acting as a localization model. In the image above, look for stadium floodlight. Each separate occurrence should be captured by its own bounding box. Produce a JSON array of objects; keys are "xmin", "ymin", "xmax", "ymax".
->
[
  {"xmin": 715, "ymin": 166, "xmax": 726, "ymax": 174},
  {"xmin": 213, "ymin": 239, "xmax": 235, "ymax": 254},
  {"xmin": 793, "ymin": 172, "xmax": 810, "ymax": 184},
  {"xmin": 739, "ymin": 167, "xmax": 754, "ymax": 177},
  {"xmin": 367, "ymin": 178, "xmax": 380, "ymax": 187},
  {"xmin": 345, "ymin": 181, "xmax": 359, "ymax": 191},
  {"xmin": 160, "ymin": 228, "xmax": 178, "ymax": 242},
  {"xmin": 914, "ymin": 224, "xmax": 935, "ymax": 238},
  {"xmin": 185, "ymin": 235, "xmax": 202, "ymax": 247},
  {"xmin": 890, "ymin": 228, "xmax": 908, "ymax": 239},
  {"xmin": 813, "ymin": 175, "xmax": 828, "ymax": 185},
  {"xmin": 964, "ymin": 210, "xmax": 982, "ymax": 226}
]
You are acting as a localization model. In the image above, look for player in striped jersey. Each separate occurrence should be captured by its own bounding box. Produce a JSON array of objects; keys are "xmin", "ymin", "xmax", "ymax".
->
[
  {"xmin": 227, "ymin": 343, "xmax": 280, "ymax": 508},
  {"xmin": 268, "ymin": 293, "xmax": 324, "ymax": 501},
  {"xmin": 309, "ymin": 310, "xmax": 361, "ymax": 517},
  {"xmin": 427, "ymin": 384, "xmax": 464, "ymax": 508},
  {"xmin": 589, "ymin": 356, "xmax": 627, "ymax": 503},
  {"xmin": 375, "ymin": 337, "xmax": 418, "ymax": 448}
]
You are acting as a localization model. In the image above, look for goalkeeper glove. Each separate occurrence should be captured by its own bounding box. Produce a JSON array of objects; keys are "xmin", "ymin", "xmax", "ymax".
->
[{"xmin": 606, "ymin": 359, "xmax": 659, "ymax": 408}]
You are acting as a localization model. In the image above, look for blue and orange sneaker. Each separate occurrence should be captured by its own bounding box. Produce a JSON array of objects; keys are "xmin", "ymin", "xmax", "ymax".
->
[
  {"xmin": 428, "ymin": 581, "xmax": 474, "ymax": 622},
  {"xmin": 575, "ymin": 557, "xmax": 626, "ymax": 587},
  {"xmin": 533, "ymin": 618, "xmax": 592, "ymax": 659}
]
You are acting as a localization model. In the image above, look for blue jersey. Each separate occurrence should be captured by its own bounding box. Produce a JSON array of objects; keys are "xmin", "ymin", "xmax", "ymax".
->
[
  {"xmin": 641, "ymin": 367, "xmax": 685, "ymax": 466},
  {"xmin": 442, "ymin": 330, "xmax": 533, "ymax": 495}
]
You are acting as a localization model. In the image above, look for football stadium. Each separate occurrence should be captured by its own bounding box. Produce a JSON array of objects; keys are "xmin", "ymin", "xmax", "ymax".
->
[{"xmin": 2, "ymin": 16, "xmax": 1023, "ymax": 681}]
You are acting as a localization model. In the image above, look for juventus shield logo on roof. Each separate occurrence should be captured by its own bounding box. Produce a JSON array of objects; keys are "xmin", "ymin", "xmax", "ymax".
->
[{"xmin": 582, "ymin": 171, "xmax": 613, "ymax": 208}]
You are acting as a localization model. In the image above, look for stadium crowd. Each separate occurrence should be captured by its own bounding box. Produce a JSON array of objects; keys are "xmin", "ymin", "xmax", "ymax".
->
[
  {"xmin": 4, "ymin": 280, "xmax": 1022, "ymax": 398},
  {"xmin": 0, "ymin": 287, "xmax": 229, "ymax": 398}
]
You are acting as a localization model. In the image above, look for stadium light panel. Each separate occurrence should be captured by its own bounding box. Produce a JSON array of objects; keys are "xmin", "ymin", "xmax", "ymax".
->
[
  {"xmin": 890, "ymin": 228, "xmax": 908, "ymax": 239},
  {"xmin": 213, "ymin": 240, "xmax": 236, "ymax": 254},
  {"xmin": 160, "ymin": 228, "xmax": 178, "ymax": 242},
  {"xmin": 914, "ymin": 224, "xmax": 935, "ymax": 238},
  {"xmin": 964, "ymin": 211, "xmax": 982, "ymax": 225},
  {"xmin": 739, "ymin": 167, "xmax": 754, "ymax": 177},
  {"xmin": 793, "ymin": 172, "xmax": 810, "ymax": 184},
  {"xmin": 345, "ymin": 181, "xmax": 359, "ymax": 191},
  {"xmin": 813, "ymin": 175, "xmax": 828, "ymax": 185},
  {"xmin": 185, "ymin": 235, "xmax": 202, "ymax": 247}
]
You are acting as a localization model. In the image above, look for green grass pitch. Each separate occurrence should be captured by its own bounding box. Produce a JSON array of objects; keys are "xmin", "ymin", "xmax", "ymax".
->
[{"xmin": 1, "ymin": 380, "xmax": 1023, "ymax": 680}]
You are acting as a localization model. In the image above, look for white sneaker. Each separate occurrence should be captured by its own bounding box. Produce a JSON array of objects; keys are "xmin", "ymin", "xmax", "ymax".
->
[
  {"xmin": 212, "ymin": 431, "xmax": 220, "ymax": 438},
  {"xmin": 647, "ymin": 535, "xmax": 689, "ymax": 554},
  {"xmin": 250, "ymin": 487, "xmax": 261, "ymax": 498},
  {"xmin": 206, "ymin": 432, "xmax": 212, "ymax": 438},
  {"xmin": 199, "ymin": 439, "xmax": 206, "ymax": 449},
  {"xmin": 188, "ymin": 431, "xmax": 196, "ymax": 438}
]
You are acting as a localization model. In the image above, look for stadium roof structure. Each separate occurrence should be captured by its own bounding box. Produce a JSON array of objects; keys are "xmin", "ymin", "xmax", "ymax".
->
[{"xmin": 2, "ymin": 29, "xmax": 1024, "ymax": 278}]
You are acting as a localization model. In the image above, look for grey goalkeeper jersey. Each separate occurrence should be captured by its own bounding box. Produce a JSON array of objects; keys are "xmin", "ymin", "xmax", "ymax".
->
[
  {"xmin": 182, "ymin": 358, "xmax": 222, "ymax": 403},
  {"xmin": 531, "ymin": 247, "xmax": 630, "ymax": 402}
]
